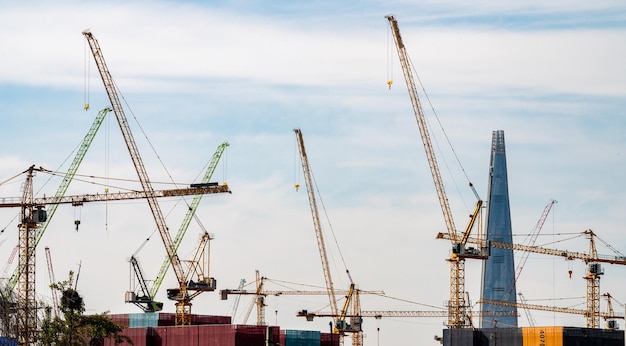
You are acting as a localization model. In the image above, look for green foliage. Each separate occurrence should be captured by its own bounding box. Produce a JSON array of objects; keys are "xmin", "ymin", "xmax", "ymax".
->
[{"xmin": 39, "ymin": 271, "xmax": 133, "ymax": 346}]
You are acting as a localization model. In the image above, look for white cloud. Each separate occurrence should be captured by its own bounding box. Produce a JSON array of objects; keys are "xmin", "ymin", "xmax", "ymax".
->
[{"xmin": 1, "ymin": 1, "xmax": 625, "ymax": 345}]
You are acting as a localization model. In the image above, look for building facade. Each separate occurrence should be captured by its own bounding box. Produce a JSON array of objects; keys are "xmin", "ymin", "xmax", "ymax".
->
[{"xmin": 480, "ymin": 130, "xmax": 518, "ymax": 328}]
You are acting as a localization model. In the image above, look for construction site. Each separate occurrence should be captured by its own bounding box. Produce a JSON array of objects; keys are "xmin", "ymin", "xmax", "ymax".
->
[{"xmin": 1, "ymin": 12, "xmax": 625, "ymax": 346}]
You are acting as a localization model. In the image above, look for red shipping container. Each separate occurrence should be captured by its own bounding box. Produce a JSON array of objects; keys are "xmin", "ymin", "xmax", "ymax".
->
[
  {"xmin": 320, "ymin": 332, "xmax": 339, "ymax": 346},
  {"xmin": 103, "ymin": 327, "xmax": 147, "ymax": 346},
  {"xmin": 198, "ymin": 324, "xmax": 236, "ymax": 345},
  {"xmin": 166, "ymin": 325, "xmax": 199, "ymax": 346},
  {"xmin": 105, "ymin": 313, "xmax": 130, "ymax": 328}
]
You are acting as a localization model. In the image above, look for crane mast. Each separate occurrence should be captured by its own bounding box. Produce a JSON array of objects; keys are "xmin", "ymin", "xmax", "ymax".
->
[
  {"xmin": 82, "ymin": 30, "xmax": 203, "ymax": 324},
  {"xmin": 5, "ymin": 107, "xmax": 111, "ymax": 297},
  {"xmin": 385, "ymin": 16, "xmax": 457, "ymax": 241},
  {"xmin": 294, "ymin": 128, "xmax": 339, "ymax": 318},
  {"xmin": 82, "ymin": 30, "xmax": 185, "ymax": 285},
  {"xmin": 0, "ymin": 166, "xmax": 230, "ymax": 343},
  {"xmin": 44, "ymin": 246, "xmax": 60, "ymax": 318},
  {"xmin": 481, "ymin": 298, "xmax": 624, "ymax": 329},
  {"xmin": 149, "ymin": 142, "xmax": 229, "ymax": 300},
  {"xmin": 442, "ymin": 229, "xmax": 625, "ymax": 328},
  {"xmin": 220, "ymin": 272, "xmax": 384, "ymax": 327},
  {"xmin": 386, "ymin": 15, "xmax": 480, "ymax": 328}
]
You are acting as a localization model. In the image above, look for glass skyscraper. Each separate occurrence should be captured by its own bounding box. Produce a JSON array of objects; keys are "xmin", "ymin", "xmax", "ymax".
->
[{"xmin": 480, "ymin": 130, "xmax": 518, "ymax": 328}]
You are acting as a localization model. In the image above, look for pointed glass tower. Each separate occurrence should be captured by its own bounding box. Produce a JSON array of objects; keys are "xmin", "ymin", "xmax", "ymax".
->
[{"xmin": 480, "ymin": 130, "xmax": 518, "ymax": 328}]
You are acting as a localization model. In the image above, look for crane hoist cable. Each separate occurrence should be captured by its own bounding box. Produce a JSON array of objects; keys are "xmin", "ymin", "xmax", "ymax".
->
[
  {"xmin": 84, "ymin": 37, "xmax": 90, "ymax": 111},
  {"xmin": 386, "ymin": 22, "xmax": 393, "ymax": 90}
]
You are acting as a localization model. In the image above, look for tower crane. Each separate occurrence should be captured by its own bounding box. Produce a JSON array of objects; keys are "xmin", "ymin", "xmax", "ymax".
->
[
  {"xmin": 293, "ymin": 129, "xmax": 338, "ymax": 320},
  {"xmin": 386, "ymin": 15, "xmax": 487, "ymax": 329},
  {"xmin": 1, "ymin": 245, "xmax": 18, "ymax": 284},
  {"xmin": 294, "ymin": 128, "xmax": 369, "ymax": 338},
  {"xmin": 603, "ymin": 293, "xmax": 621, "ymax": 330},
  {"xmin": 0, "ymin": 165, "xmax": 230, "ymax": 344},
  {"xmin": 4, "ymin": 107, "xmax": 111, "ymax": 294},
  {"xmin": 82, "ymin": 29, "xmax": 227, "ymax": 325},
  {"xmin": 481, "ymin": 296, "xmax": 624, "ymax": 329},
  {"xmin": 230, "ymin": 278, "xmax": 246, "ymax": 321},
  {"xmin": 220, "ymin": 272, "xmax": 384, "ymax": 326},
  {"xmin": 502, "ymin": 199, "xmax": 557, "ymax": 304},
  {"xmin": 517, "ymin": 292, "xmax": 536, "ymax": 327},
  {"xmin": 128, "ymin": 255, "xmax": 160, "ymax": 312},
  {"xmin": 299, "ymin": 309, "xmax": 517, "ymax": 319},
  {"xmin": 126, "ymin": 141, "xmax": 229, "ymax": 312},
  {"xmin": 44, "ymin": 246, "xmax": 60, "ymax": 318},
  {"xmin": 0, "ymin": 107, "xmax": 110, "ymax": 344},
  {"xmin": 442, "ymin": 229, "xmax": 626, "ymax": 328}
]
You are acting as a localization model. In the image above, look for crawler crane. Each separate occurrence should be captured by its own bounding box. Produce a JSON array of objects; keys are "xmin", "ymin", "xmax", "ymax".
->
[{"xmin": 386, "ymin": 15, "xmax": 487, "ymax": 328}]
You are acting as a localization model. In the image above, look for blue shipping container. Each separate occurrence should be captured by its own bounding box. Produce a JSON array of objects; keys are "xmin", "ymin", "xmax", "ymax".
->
[
  {"xmin": 129, "ymin": 312, "xmax": 158, "ymax": 327},
  {"xmin": 284, "ymin": 330, "xmax": 320, "ymax": 346}
]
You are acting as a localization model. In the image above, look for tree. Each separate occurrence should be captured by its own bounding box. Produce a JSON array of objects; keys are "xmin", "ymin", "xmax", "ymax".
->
[
  {"xmin": 39, "ymin": 271, "xmax": 132, "ymax": 346},
  {"xmin": 0, "ymin": 287, "xmax": 17, "ymax": 340}
]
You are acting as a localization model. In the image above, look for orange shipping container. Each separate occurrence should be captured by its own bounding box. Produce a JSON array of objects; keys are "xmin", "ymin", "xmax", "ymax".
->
[{"xmin": 522, "ymin": 326, "xmax": 563, "ymax": 346}]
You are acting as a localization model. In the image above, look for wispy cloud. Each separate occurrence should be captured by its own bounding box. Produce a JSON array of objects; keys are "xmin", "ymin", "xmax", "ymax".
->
[{"xmin": 1, "ymin": 1, "xmax": 625, "ymax": 344}]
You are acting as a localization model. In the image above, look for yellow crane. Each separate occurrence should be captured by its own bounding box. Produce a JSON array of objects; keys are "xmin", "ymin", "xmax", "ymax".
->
[
  {"xmin": 220, "ymin": 271, "xmax": 384, "ymax": 326},
  {"xmin": 386, "ymin": 15, "xmax": 487, "ymax": 328},
  {"xmin": 293, "ymin": 129, "xmax": 338, "ymax": 320},
  {"xmin": 0, "ymin": 166, "xmax": 229, "ymax": 344},
  {"xmin": 82, "ymin": 29, "xmax": 230, "ymax": 325},
  {"xmin": 481, "ymin": 294, "xmax": 624, "ymax": 330},
  {"xmin": 441, "ymin": 229, "xmax": 626, "ymax": 328},
  {"xmin": 294, "ymin": 128, "xmax": 375, "ymax": 346}
]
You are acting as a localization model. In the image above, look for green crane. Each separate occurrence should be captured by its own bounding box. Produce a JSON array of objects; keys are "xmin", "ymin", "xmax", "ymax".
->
[
  {"xmin": 126, "ymin": 141, "xmax": 229, "ymax": 312},
  {"xmin": 5, "ymin": 107, "xmax": 111, "ymax": 292}
]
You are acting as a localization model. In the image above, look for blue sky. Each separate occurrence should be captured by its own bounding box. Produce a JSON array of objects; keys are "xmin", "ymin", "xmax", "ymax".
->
[{"xmin": 1, "ymin": 0, "xmax": 625, "ymax": 344}]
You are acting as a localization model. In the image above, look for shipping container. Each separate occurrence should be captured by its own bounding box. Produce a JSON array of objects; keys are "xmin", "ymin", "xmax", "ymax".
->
[
  {"xmin": 522, "ymin": 326, "xmax": 562, "ymax": 346},
  {"xmin": 198, "ymin": 324, "xmax": 236, "ymax": 345},
  {"xmin": 107, "ymin": 313, "xmax": 130, "ymax": 327},
  {"xmin": 166, "ymin": 325, "xmax": 199, "ymax": 346},
  {"xmin": 319, "ymin": 332, "xmax": 340, "ymax": 346},
  {"xmin": 129, "ymin": 313, "xmax": 159, "ymax": 327},
  {"xmin": 443, "ymin": 326, "xmax": 624, "ymax": 346},
  {"xmin": 443, "ymin": 328, "xmax": 475, "ymax": 346},
  {"xmin": 481, "ymin": 327, "xmax": 522, "ymax": 346},
  {"xmin": 0, "ymin": 337, "xmax": 17, "ymax": 346},
  {"xmin": 283, "ymin": 329, "xmax": 320, "ymax": 346},
  {"xmin": 103, "ymin": 327, "xmax": 149, "ymax": 346},
  {"xmin": 104, "ymin": 315, "xmax": 350, "ymax": 346},
  {"xmin": 562, "ymin": 326, "xmax": 624, "ymax": 346}
]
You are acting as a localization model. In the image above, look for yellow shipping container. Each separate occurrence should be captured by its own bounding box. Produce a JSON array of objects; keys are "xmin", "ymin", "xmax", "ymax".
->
[{"xmin": 522, "ymin": 326, "xmax": 563, "ymax": 346}]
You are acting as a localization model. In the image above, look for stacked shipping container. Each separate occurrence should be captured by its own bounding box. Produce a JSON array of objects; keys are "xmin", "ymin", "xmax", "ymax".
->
[
  {"xmin": 102, "ymin": 313, "xmax": 338, "ymax": 346},
  {"xmin": 443, "ymin": 326, "xmax": 625, "ymax": 346}
]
